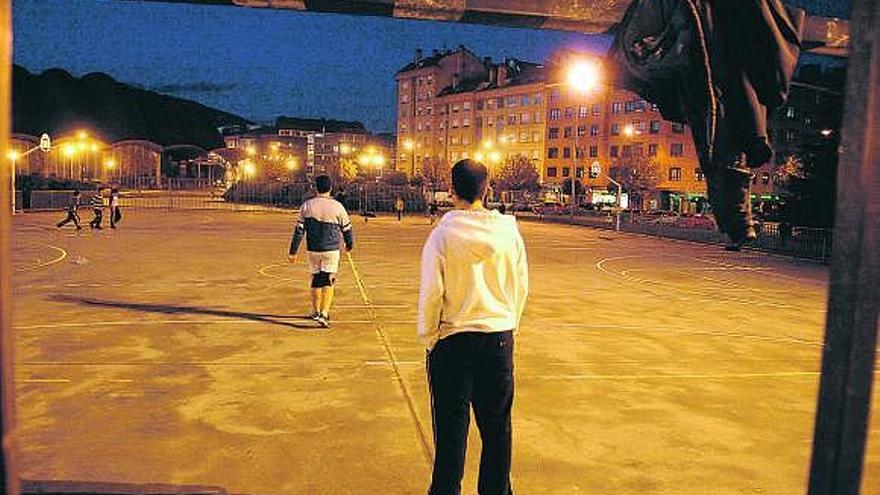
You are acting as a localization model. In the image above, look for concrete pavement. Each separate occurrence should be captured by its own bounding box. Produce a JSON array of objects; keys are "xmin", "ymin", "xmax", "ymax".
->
[{"xmin": 10, "ymin": 209, "xmax": 879, "ymax": 494}]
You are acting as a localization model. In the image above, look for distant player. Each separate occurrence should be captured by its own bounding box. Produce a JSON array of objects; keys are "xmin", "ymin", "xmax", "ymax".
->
[
  {"xmin": 89, "ymin": 189, "xmax": 104, "ymax": 229},
  {"xmin": 56, "ymin": 190, "xmax": 82, "ymax": 230},
  {"xmin": 395, "ymin": 196, "xmax": 405, "ymax": 221},
  {"xmin": 428, "ymin": 202, "xmax": 439, "ymax": 224},
  {"xmin": 109, "ymin": 188, "xmax": 121, "ymax": 229},
  {"xmin": 288, "ymin": 175, "xmax": 354, "ymax": 328}
]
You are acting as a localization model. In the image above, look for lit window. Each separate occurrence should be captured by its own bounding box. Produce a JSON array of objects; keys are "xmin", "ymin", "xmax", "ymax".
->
[{"xmin": 670, "ymin": 143, "xmax": 684, "ymax": 156}]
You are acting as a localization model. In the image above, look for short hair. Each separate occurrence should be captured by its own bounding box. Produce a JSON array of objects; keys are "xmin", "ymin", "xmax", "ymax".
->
[
  {"xmin": 451, "ymin": 159, "xmax": 488, "ymax": 203},
  {"xmin": 314, "ymin": 174, "xmax": 332, "ymax": 194}
]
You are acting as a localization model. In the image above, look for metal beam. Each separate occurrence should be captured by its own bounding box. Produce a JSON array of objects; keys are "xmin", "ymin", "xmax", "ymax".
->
[
  {"xmin": 807, "ymin": 0, "xmax": 880, "ymax": 493},
  {"xmin": 121, "ymin": 0, "xmax": 851, "ymax": 55}
]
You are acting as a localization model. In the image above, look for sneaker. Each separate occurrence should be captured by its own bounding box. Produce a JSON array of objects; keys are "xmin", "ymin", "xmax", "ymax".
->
[
  {"xmin": 307, "ymin": 311, "xmax": 321, "ymax": 321},
  {"xmin": 315, "ymin": 314, "xmax": 330, "ymax": 328}
]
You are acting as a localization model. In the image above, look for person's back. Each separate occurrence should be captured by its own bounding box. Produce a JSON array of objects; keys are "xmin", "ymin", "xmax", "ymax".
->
[
  {"xmin": 419, "ymin": 209, "xmax": 526, "ymax": 347},
  {"xmin": 418, "ymin": 159, "xmax": 528, "ymax": 495},
  {"xmin": 298, "ymin": 195, "xmax": 351, "ymax": 252}
]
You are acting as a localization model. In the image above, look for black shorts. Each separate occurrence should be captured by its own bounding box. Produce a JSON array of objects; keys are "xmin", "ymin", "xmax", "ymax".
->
[{"xmin": 310, "ymin": 271, "xmax": 336, "ymax": 288}]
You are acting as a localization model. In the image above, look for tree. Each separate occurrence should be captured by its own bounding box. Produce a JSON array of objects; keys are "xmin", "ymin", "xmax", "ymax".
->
[
  {"xmin": 493, "ymin": 154, "xmax": 541, "ymax": 192},
  {"xmin": 382, "ymin": 170, "xmax": 409, "ymax": 187},
  {"xmin": 612, "ymin": 155, "xmax": 661, "ymax": 211},
  {"xmin": 421, "ymin": 159, "xmax": 450, "ymax": 191}
]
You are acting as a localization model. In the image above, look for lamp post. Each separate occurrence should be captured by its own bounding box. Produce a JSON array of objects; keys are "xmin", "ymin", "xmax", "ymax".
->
[
  {"xmin": 567, "ymin": 60, "xmax": 601, "ymax": 218},
  {"xmin": 6, "ymin": 150, "xmax": 18, "ymax": 214}
]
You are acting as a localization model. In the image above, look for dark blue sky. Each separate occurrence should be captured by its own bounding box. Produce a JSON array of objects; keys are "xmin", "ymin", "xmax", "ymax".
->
[
  {"xmin": 13, "ymin": 0, "xmax": 611, "ymax": 133},
  {"xmin": 13, "ymin": 1, "xmax": 849, "ymax": 133}
]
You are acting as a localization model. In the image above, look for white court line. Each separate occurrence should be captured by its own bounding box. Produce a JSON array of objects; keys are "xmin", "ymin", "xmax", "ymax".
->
[
  {"xmin": 17, "ymin": 379, "xmax": 71, "ymax": 384},
  {"xmin": 532, "ymin": 371, "xmax": 834, "ymax": 380},
  {"xmin": 364, "ymin": 360, "xmax": 422, "ymax": 366},
  {"xmin": 13, "ymin": 318, "xmax": 417, "ymax": 330}
]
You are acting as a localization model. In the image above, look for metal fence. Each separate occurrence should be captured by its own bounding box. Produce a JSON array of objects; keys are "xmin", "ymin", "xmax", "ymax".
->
[{"xmin": 528, "ymin": 210, "xmax": 833, "ymax": 263}]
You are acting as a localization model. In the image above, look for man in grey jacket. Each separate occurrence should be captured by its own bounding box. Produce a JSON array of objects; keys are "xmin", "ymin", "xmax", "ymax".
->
[{"xmin": 418, "ymin": 159, "xmax": 528, "ymax": 495}]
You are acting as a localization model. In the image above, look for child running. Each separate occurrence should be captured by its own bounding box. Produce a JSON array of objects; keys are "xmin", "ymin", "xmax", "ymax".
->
[{"xmin": 288, "ymin": 175, "xmax": 354, "ymax": 328}]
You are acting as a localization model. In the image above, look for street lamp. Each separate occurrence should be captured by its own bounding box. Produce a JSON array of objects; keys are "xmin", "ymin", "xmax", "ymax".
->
[
  {"xmin": 567, "ymin": 59, "xmax": 602, "ymax": 217},
  {"xmin": 623, "ymin": 124, "xmax": 635, "ymax": 138}
]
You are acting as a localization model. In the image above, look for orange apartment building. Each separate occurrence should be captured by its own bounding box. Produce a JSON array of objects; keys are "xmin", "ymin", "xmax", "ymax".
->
[{"xmin": 396, "ymin": 47, "xmax": 707, "ymax": 211}]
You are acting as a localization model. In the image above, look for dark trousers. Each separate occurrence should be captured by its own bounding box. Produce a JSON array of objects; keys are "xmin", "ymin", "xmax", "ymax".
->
[
  {"xmin": 427, "ymin": 331, "xmax": 514, "ymax": 495},
  {"xmin": 56, "ymin": 211, "xmax": 81, "ymax": 229},
  {"xmin": 90, "ymin": 208, "xmax": 103, "ymax": 228}
]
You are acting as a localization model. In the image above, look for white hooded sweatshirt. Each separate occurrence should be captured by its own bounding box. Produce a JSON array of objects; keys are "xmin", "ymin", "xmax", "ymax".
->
[{"xmin": 417, "ymin": 208, "xmax": 529, "ymax": 350}]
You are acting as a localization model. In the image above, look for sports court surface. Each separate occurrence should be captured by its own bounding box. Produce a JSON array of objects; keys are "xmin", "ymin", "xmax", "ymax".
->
[{"xmin": 11, "ymin": 208, "xmax": 879, "ymax": 494}]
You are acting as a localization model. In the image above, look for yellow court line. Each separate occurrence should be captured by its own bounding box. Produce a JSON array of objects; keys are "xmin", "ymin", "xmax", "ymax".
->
[
  {"xmin": 346, "ymin": 251, "xmax": 434, "ymax": 467},
  {"xmin": 15, "ymin": 244, "xmax": 68, "ymax": 272}
]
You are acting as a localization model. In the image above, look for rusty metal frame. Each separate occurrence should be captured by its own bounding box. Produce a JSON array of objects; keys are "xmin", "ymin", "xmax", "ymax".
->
[{"xmin": 807, "ymin": 0, "xmax": 879, "ymax": 493}]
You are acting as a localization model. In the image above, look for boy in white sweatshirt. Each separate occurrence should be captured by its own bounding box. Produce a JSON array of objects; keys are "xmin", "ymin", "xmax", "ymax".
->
[{"xmin": 418, "ymin": 159, "xmax": 528, "ymax": 495}]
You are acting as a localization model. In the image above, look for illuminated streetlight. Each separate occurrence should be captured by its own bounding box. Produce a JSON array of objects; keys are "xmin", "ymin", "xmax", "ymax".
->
[
  {"xmin": 90, "ymin": 142, "xmax": 99, "ymax": 152},
  {"xmin": 62, "ymin": 144, "xmax": 76, "ymax": 157},
  {"xmin": 6, "ymin": 150, "xmax": 20, "ymax": 162},
  {"xmin": 482, "ymin": 140, "xmax": 493, "ymax": 150},
  {"xmin": 623, "ymin": 124, "xmax": 635, "ymax": 137},
  {"xmin": 567, "ymin": 60, "xmax": 601, "ymax": 93},
  {"xmin": 474, "ymin": 151, "xmax": 485, "ymax": 162},
  {"xmin": 104, "ymin": 158, "xmax": 117, "ymax": 170},
  {"xmin": 245, "ymin": 146, "xmax": 256, "ymax": 156},
  {"xmin": 76, "ymin": 130, "xmax": 88, "ymax": 140},
  {"xmin": 286, "ymin": 157, "xmax": 298, "ymax": 170},
  {"xmin": 489, "ymin": 151, "xmax": 502, "ymax": 164},
  {"xmin": 820, "ymin": 129, "xmax": 833, "ymax": 137}
]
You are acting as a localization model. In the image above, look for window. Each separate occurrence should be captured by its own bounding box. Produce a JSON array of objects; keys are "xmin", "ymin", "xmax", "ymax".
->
[
  {"xmin": 521, "ymin": 94, "xmax": 530, "ymax": 106},
  {"xmin": 497, "ymin": 97, "xmax": 505, "ymax": 108},
  {"xmin": 622, "ymin": 144, "xmax": 632, "ymax": 158},
  {"xmin": 672, "ymin": 122, "xmax": 685, "ymax": 133},
  {"xmin": 462, "ymin": 135, "xmax": 471, "ymax": 145},
  {"xmin": 670, "ymin": 143, "xmax": 684, "ymax": 156},
  {"xmin": 562, "ymin": 167, "xmax": 571, "ymax": 177},
  {"xmin": 590, "ymin": 124, "xmax": 600, "ymax": 136},
  {"xmin": 635, "ymin": 121, "xmax": 647, "ymax": 133},
  {"xmin": 695, "ymin": 168, "xmax": 705, "ymax": 181},
  {"xmin": 762, "ymin": 172, "xmax": 771, "ymax": 184},
  {"xmin": 519, "ymin": 131, "xmax": 529, "ymax": 143},
  {"xmin": 548, "ymin": 147, "xmax": 559, "ymax": 158},
  {"xmin": 426, "ymin": 107, "xmax": 433, "ymax": 115},
  {"xmin": 507, "ymin": 96, "xmax": 517, "ymax": 107},
  {"xmin": 650, "ymin": 121, "xmax": 661, "ymax": 134},
  {"xmin": 549, "ymin": 109, "xmax": 561, "ymax": 121},
  {"xmin": 576, "ymin": 167, "xmax": 584, "ymax": 178},
  {"xmin": 417, "ymin": 122, "xmax": 423, "ymax": 131},
  {"xmin": 506, "ymin": 114, "xmax": 515, "ymax": 125},
  {"xmin": 450, "ymin": 135, "xmax": 460, "ymax": 145},
  {"xmin": 577, "ymin": 125, "xmax": 586, "ymax": 137},
  {"xmin": 487, "ymin": 99, "xmax": 496, "ymax": 110},
  {"xmin": 531, "ymin": 131, "xmax": 541, "ymax": 142},
  {"xmin": 451, "ymin": 119, "xmax": 459, "ymax": 128},
  {"xmin": 610, "ymin": 145, "xmax": 619, "ymax": 158},
  {"xmin": 401, "ymin": 81, "xmax": 409, "ymax": 89},
  {"xmin": 521, "ymin": 113, "xmax": 531, "ymax": 124},
  {"xmin": 463, "ymin": 101, "xmax": 471, "ymax": 111},
  {"xmin": 786, "ymin": 106, "xmax": 796, "ymax": 119},
  {"xmin": 547, "ymin": 167, "xmax": 557, "ymax": 177},
  {"xmin": 625, "ymin": 100, "xmax": 636, "ymax": 113},
  {"xmin": 564, "ymin": 107, "xmax": 574, "ymax": 119},
  {"xmin": 401, "ymin": 94, "xmax": 409, "ymax": 103},
  {"xmin": 452, "ymin": 104, "xmax": 460, "ymax": 113},
  {"xmin": 564, "ymin": 127, "xmax": 573, "ymax": 138},
  {"xmin": 476, "ymin": 99, "xmax": 484, "ymax": 110},
  {"xmin": 635, "ymin": 99, "xmax": 647, "ymax": 112},
  {"xmin": 589, "ymin": 145, "xmax": 598, "ymax": 158},
  {"xmin": 576, "ymin": 147, "xmax": 584, "ymax": 159},
  {"xmin": 592, "ymin": 103, "xmax": 602, "ymax": 115},
  {"xmin": 579, "ymin": 106, "xmax": 588, "ymax": 118},
  {"xmin": 549, "ymin": 90, "xmax": 560, "ymax": 104},
  {"xmin": 534, "ymin": 93, "xmax": 543, "ymax": 105},
  {"xmin": 611, "ymin": 123, "xmax": 621, "ymax": 136},
  {"xmin": 563, "ymin": 147, "xmax": 572, "ymax": 158},
  {"xmin": 463, "ymin": 118, "xmax": 471, "ymax": 127},
  {"xmin": 548, "ymin": 127, "xmax": 559, "ymax": 139},
  {"xmin": 648, "ymin": 143, "xmax": 658, "ymax": 156},
  {"xmin": 669, "ymin": 167, "xmax": 682, "ymax": 181}
]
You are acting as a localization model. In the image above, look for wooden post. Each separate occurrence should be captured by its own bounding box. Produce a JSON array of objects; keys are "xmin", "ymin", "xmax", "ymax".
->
[
  {"xmin": 0, "ymin": 0, "xmax": 18, "ymax": 493},
  {"xmin": 807, "ymin": 0, "xmax": 880, "ymax": 493}
]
